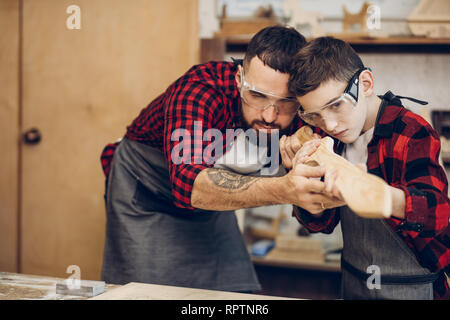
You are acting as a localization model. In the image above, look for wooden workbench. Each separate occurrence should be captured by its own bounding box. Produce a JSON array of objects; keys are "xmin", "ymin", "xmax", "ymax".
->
[
  {"xmin": 0, "ymin": 272, "xmax": 120, "ymax": 300},
  {"xmin": 0, "ymin": 272, "xmax": 296, "ymax": 300}
]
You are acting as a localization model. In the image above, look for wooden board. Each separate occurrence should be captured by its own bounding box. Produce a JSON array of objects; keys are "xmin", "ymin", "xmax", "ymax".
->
[
  {"xmin": 0, "ymin": 0, "xmax": 20, "ymax": 273},
  {"xmin": 275, "ymin": 235, "xmax": 322, "ymax": 252},
  {"xmin": 295, "ymin": 126, "xmax": 392, "ymax": 218},
  {"xmin": 215, "ymin": 19, "xmax": 279, "ymax": 37},
  {"xmin": 266, "ymin": 248, "xmax": 325, "ymax": 265},
  {"xmin": 90, "ymin": 282, "xmax": 298, "ymax": 300}
]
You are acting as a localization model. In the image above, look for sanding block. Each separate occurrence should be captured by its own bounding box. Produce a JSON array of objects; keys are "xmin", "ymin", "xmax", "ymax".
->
[{"xmin": 56, "ymin": 279, "xmax": 105, "ymax": 297}]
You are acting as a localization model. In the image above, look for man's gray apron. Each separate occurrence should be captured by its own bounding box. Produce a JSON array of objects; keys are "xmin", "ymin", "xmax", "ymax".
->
[
  {"xmin": 102, "ymin": 138, "xmax": 261, "ymax": 291},
  {"xmin": 339, "ymin": 126, "xmax": 438, "ymax": 299}
]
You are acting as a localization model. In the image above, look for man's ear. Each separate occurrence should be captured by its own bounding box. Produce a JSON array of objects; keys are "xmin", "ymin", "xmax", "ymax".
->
[
  {"xmin": 360, "ymin": 70, "xmax": 374, "ymax": 96},
  {"xmin": 235, "ymin": 64, "xmax": 243, "ymax": 90}
]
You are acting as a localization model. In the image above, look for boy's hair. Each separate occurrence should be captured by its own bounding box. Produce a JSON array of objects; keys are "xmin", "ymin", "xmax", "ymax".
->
[
  {"xmin": 244, "ymin": 26, "xmax": 306, "ymax": 74},
  {"xmin": 289, "ymin": 36, "xmax": 365, "ymax": 96}
]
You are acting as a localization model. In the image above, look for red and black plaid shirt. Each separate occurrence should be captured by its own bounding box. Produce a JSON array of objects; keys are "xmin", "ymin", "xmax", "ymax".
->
[
  {"xmin": 101, "ymin": 61, "xmax": 300, "ymax": 209},
  {"xmin": 293, "ymin": 93, "xmax": 450, "ymax": 299}
]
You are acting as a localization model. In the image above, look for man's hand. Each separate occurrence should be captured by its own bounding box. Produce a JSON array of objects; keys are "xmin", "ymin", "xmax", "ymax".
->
[{"xmin": 280, "ymin": 133, "xmax": 321, "ymax": 169}]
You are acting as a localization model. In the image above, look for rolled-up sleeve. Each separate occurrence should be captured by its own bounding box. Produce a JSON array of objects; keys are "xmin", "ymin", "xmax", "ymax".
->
[
  {"xmin": 292, "ymin": 206, "xmax": 341, "ymax": 234},
  {"xmin": 164, "ymin": 80, "xmax": 223, "ymax": 209}
]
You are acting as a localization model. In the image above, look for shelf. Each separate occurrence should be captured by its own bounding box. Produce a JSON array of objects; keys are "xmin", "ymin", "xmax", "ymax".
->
[
  {"xmin": 223, "ymin": 35, "xmax": 450, "ymax": 46},
  {"xmin": 251, "ymin": 255, "xmax": 341, "ymax": 273},
  {"xmin": 201, "ymin": 36, "xmax": 450, "ymax": 62}
]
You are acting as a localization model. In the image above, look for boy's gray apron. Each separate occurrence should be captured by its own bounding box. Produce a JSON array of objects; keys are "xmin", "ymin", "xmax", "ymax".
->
[
  {"xmin": 339, "ymin": 96, "xmax": 438, "ymax": 299},
  {"xmin": 101, "ymin": 138, "xmax": 261, "ymax": 292},
  {"xmin": 340, "ymin": 209, "xmax": 438, "ymax": 299}
]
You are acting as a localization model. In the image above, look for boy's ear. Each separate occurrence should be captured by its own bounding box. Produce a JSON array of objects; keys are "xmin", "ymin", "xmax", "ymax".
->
[{"xmin": 360, "ymin": 70, "xmax": 374, "ymax": 96}]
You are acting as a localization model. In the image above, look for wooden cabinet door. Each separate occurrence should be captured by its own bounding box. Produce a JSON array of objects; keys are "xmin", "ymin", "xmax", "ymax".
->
[
  {"xmin": 0, "ymin": 0, "xmax": 20, "ymax": 273},
  {"xmin": 19, "ymin": 0, "xmax": 198, "ymax": 280}
]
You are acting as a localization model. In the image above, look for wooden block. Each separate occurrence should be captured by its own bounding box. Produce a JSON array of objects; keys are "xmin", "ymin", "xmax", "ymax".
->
[
  {"xmin": 342, "ymin": 2, "xmax": 371, "ymax": 33},
  {"xmin": 408, "ymin": 0, "xmax": 450, "ymax": 38},
  {"xmin": 56, "ymin": 280, "xmax": 105, "ymax": 297},
  {"xmin": 265, "ymin": 247, "xmax": 325, "ymax": 264},
  {"xmin": 295, "ymin": 126, "xmax": 392, "ymax": 219},
  {"xmin": 215, "ymin": 19, "xmax": 279, "ymax": 37},
  {"xmin": 275, "ymin": 235, "xmax": 322, "ymax": 252}
]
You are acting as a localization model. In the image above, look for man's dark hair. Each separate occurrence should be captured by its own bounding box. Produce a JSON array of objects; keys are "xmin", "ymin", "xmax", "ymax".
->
[
  {"xmin": 243, "ymin": 26, "xmax": 306, "ymax": 73},
  {"xmin": 289, "ymin": 36, "xmax": 364, "ymax": 96}
]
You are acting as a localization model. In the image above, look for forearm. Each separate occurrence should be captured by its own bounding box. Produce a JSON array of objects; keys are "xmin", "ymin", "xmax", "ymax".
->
[
  {"xmin": 390, "ymin": 186, "xmax": 406, "ymax": 219},
  {"xmin": 190, "ymin": 168, "xmax": 287, "ymax": 211}
]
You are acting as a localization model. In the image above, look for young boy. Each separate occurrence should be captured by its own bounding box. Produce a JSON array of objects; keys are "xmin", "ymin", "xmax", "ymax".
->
[{"xmin": 287, "ymin": 37, "xmax": 450, "ymax": 299}]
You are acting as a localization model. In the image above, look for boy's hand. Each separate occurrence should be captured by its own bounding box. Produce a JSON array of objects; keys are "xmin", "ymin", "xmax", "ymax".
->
[
  {"xmin": 322, "ymin": 163, "xmax": 368, "ymax": 209},
  {"xmin": 280, "ymin": 133, "xmax": 321, "ymax": 169},
  {"xmin": 286, "ymin": 141, "xmax": 345, "ymax": 214},
  {"xmin": 323, "ymin": 168, "xmax": 346, "ymax": 208}
]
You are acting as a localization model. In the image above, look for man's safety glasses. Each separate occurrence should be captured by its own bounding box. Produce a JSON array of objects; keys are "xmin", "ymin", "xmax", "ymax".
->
[
  {"xmin": 240, "ymin": 68, "xmax": 300, "ymax": 115},
  {"xmin": 298, "ymin": 67, "xmax": 371, "ymax": 126}
]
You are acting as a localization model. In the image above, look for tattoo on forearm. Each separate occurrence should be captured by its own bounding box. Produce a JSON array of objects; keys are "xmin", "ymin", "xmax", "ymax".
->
[{"xmin": 206, "ymin": 169, "xmax": 260, "ymax": 192}]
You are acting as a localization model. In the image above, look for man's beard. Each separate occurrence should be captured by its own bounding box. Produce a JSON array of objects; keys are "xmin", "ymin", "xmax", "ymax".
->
[{"xmin": 239, "ymin": 109, "xmax": 291, "ymax": 145}]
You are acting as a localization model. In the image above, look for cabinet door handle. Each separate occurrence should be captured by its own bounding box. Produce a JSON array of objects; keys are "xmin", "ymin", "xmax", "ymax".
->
[{"xmin": 23, "ymin": 128, "xmax": 42, "ymax": 145}]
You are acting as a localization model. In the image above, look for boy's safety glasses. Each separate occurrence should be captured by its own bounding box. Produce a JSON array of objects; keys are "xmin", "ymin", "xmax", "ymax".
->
[{"xmin": 298, "ymin": 67, "xmax": 372, "ymax": 126}]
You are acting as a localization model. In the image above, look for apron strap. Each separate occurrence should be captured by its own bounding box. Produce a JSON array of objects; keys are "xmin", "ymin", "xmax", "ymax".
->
[
  {"xmin": 341, "ymin": 257, "xmax": 440, "ymax": 285},
  {"xmin": 382, "ymin": 90, "xmax": 428, "ymax": 106}
]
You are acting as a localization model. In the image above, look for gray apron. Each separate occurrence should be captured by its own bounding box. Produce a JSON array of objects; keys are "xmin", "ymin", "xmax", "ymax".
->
[
  {"xmin": 101, "ymin": 138, "xmax": 261, "ymax": 292},
  {"xmin": 340, "ymin": 209, "xmax": 438, "ymax": 299},
  {"xmin": 339, "ymin": 126, "xmax": 438, "ymax": 300}
]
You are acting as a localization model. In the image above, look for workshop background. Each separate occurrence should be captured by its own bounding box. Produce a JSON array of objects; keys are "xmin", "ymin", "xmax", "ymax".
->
[{"xmin": 1, "ymin": 0, "xmax": 449, "ymax": 299}]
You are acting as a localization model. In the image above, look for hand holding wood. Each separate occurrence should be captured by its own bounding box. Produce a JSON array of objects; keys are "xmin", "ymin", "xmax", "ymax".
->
[{"xmin": 294, "ymin": 126, "xmax": 392, "ymax": 218}]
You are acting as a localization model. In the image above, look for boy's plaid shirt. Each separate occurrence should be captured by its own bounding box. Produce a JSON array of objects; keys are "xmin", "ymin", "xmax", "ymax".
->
[{"xmin": 294, "ymin": 93, "xmax": 450, "ymax": 299}]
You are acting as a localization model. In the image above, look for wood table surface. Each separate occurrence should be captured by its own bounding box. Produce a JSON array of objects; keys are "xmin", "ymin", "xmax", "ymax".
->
[
  {"xmin": 0, "ymin": 272, "xmax": 297, "ymax": 300},
  {"xmin": 0, "ymin": 272, "xmax": 120, "ymax": 300}
]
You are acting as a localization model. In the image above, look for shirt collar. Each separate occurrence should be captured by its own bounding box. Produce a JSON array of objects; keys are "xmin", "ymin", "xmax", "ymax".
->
[{"xmin": 373, "ymin": 91, "xmax": 405, "ymax": 138}]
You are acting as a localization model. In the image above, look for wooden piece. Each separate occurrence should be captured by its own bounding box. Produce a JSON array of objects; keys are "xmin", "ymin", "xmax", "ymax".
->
[
  {"xmin": 90, "ymin": 282, "xmax": 298, "ymax": 300},
  {"xmin": 252, "ymin": 255, "xmax": 340, "ymax": 273},
  {"xmin": 275, "ymin": 235, "xmax": 322, "ymax": 252},
  {"xmin": 265, "ymin": 234, "xmax": 325, "ymax": 265},
  {"xmin": 282, "ymin": 0, "xmax": 324, "ymax": 37},
  {"xmin": 342, "ymin": 2, "xmax": 371, "ymax": 33},
  {"xmin": 249, "ymin": 211, "xmax": 286, "ymax": 240},
  {"xmin": 265, "ymin": 248, "xmax": 325, "ymax": 264},
  {"xmin": 295, "ymin": 126, "xmax": 392, "ymax": 218},
  {"xmin": 408, "ymin": 0, "xmax": 450, "ymax": 38},
  {"xmin": 215, "ymin": 4, "xmax": 279, "ymax": 37},
  {"xmin": 0, "ymin": 0, "xmax": 20, "ymax": 273},
  {"xmin": 56, "ymin": 279, "xmax": 105, "ymax": 297}
]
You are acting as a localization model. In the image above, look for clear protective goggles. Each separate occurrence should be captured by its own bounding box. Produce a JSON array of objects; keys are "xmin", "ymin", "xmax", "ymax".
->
[
  {"xmin": 298, "ymin": 67, "xmax": 371, "ymax": 126},
  {"xmin": 240, "ymin": 68, "xmax": 300, "ymax": 116}
]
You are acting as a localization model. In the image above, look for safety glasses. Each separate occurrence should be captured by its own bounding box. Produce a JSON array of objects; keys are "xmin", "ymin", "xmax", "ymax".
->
[
  {"xmin": 298, "ymin": 67, "xmax": 371, "ymax": 126},
  {"xmin": 240, "ymin": 68, "xmax": 300, "ymax": 115}
]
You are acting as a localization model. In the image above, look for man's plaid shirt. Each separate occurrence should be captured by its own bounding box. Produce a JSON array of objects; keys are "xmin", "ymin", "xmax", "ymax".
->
[{"xmin": 101, "ymin": 61, "xmax": 300, "ymax": 209}]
